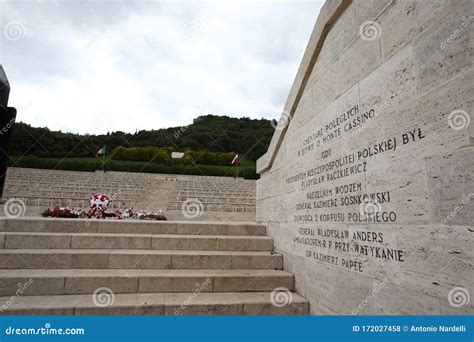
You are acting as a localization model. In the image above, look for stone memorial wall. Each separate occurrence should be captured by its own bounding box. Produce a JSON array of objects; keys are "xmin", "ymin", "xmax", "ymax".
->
[{"xmin": 257, "ymin": 0, "xmax": 473, "ymax": 314}]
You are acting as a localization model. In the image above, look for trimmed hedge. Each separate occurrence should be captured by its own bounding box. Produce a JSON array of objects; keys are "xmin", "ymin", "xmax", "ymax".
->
[
  {"xmin": 9, "ymin": 156, "xmax": 259, "ymax": 180},
  {"xmin": 111, "ymin": 146, "xmax": 236, "ymax": 166}
]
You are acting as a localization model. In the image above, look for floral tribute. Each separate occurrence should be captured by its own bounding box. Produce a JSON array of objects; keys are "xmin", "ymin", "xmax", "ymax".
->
[
  {"xmin": 41, "ymin": 193, "xmax": 167, "ymax": 220},
  {"xmin": 113, "ymin": 208, "xmax": 167, "ymax": 221},
  {"xmin": 41, "ymin": 207, "xmax": 86, "ymax": 218},
  {"xmin": 89, "ymin": 193, "xmax": 110, "ymax": 217}
]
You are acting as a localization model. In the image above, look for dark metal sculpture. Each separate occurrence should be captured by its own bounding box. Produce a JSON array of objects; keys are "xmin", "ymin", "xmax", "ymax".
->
[{"xmin": 0, "ymin": 65, "xmax": 17, "ymax": 199}]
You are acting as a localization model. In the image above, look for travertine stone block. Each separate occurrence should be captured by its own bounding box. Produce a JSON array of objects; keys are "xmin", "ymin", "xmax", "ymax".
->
[
  {"xmin": 108, "ymin": 253, "xmax": 171, "ymax": 269},
  {"xmin": 0, "ymin": 276, "xmax": 64, "ymax": 296},
  {"xmin": 379, "ymin": 0, "xmax": 457, "ymax": 60},
  {"xmin": 64, "ymin": 276, "xmax": 138, "ymax": 295},
  {"xmin": 354, "ymin": 0, "xmax": 393, "ymax": 29},
  {"xmin": 359, "ymin": 44, "xmax": 417, "ymax": 115},
  {"xmin": 312, "ymin": 62, "xmax": 340, "ymax": 116},
  {"xmin": 425, "ymin": 147, "xmax": 474, "ymax": 226},
  {"xmin": 338, "ymin": 36, "xmax": 381, "ymax": 94},
  {"xmin": 5, "ymin": 233, "xmax": 71, "ymax": 249},
  {"xmin": 71, "ymin": 234, "xmax": 152, "ymax": 250},
  {"xmin": 412, "ymin": 1, "xmax": 473, "ymax": 92}
]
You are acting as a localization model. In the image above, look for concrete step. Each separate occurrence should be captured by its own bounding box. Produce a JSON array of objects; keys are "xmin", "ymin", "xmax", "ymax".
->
[
  {"xmin": 0, "ymin": 232, "xmax": 274, "ymax": 251},
  {"xmin": 0, "ymin": 249, "xmax": 282, "ymax": 270},
  {"xmin": 0, "ymin": 218, "xmax": 266, "ymax": 236},
  {"xmin": 0, "ymin": 269, "xmax": 294, "ymax": 296},
  {"xmin": 0, "ymin": 292, "xmax": 308, "ymax": 315}
]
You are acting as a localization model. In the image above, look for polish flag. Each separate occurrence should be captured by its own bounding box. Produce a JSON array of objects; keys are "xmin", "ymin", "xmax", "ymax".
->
[{"xmin": 231, "ymin": 153, "xmax": 240, "ymax": 165}]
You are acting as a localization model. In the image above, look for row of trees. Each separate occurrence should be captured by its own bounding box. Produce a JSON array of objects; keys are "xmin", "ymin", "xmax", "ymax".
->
[{"xmin": 10, "ymin": 115, "xmax": 274, "ymax": 161}]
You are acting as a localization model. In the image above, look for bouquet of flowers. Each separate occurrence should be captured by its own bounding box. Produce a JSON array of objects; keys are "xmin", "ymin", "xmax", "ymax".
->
[
  {"xmin": 42, "ymin": 207, "xmax": 87, "ymax": 218},
  {"xmin": 89, "ymin": 193, "xmax": 110, "ymax": 218},
  {"xmin": 113, "ymin": 208, "xmax": 167, "ymax": 221},
  {"xmin": 136, "ymin": 210, "xmax": 167, "ymax": 221},
  {"xmin": 41, "ymin": 193, "xmax": 167, "ymax": 221}
]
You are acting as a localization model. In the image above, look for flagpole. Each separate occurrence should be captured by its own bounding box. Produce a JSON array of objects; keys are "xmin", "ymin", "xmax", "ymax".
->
[{"xmin": 102, "ymin": 145, "xmax": 106, "ymax": 173}]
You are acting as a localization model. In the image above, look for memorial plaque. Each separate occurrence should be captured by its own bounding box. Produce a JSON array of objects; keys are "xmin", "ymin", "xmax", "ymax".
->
[{"xmin": 257, "ymin": 0, "xmax": 473, "ymax": 314}]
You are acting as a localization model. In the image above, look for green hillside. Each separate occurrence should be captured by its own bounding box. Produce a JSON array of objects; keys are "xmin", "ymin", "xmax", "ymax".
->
[{"xmin": 8, "ymin": 115, "xmax": 276, "ymax": 179}]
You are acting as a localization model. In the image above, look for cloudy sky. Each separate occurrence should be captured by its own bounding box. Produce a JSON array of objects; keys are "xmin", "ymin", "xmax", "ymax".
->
[{"xmin": 1, "ymin": 0, "xmax": 323, "ymax": 134}]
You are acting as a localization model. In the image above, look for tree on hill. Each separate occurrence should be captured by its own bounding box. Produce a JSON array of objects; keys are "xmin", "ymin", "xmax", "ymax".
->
[{"xmin": 9, "ymin": 115, "xmax": 274, "ymax": 161}]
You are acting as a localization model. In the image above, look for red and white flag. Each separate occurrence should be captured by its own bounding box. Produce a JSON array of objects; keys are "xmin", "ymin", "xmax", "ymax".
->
[{"xmin": 231, "ymin": 153, "xmax": 240, "ymax": 165}]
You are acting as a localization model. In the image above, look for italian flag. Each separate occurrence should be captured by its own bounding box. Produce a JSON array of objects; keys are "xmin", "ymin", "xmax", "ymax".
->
[
  {"xmin": 96, "ymin": 146, "xmax": 106, "ymax": 158},
  {"xmin": 231, "ymin": 153, "xmax": 240, "ymax": 165}
]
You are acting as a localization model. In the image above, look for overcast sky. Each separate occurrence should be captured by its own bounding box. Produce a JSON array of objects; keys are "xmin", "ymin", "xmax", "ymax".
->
[{"xmin": 1, "ymin": 0, "xmax": 323, "ymax": 134}]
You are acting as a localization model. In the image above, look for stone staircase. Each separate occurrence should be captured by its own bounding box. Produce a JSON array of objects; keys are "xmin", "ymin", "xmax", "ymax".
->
[
  {"xmin": 167, "ymin": 179, "xmax": 256, "ymax": 213},
  {"xmin": 0, "ymin": 218, "xmax": 308, "ymax": 315},
  {"xmin": 3, "ymin": 167, "xmax": 256, "ymax": 221}
]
